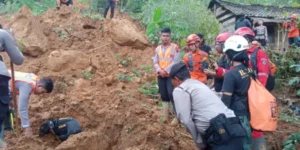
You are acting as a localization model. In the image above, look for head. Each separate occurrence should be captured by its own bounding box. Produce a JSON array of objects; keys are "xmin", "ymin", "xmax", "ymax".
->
[
  {"xmin": 196, "ymin": 34, "xmax": 204, "ymax": 46},
  {"xmin": 223, "ymin": 35, "xmax": 249, "ymax": 66},
  {"xmin": 291, "ymin": 14, "xmax": 297, "ymax": 21},
  {"xmin": 258, "ymin": 20, "xmax": 263, "ymax": 25},
  {"xmin": 39, "ymin": 120, "xmax": 54, "ymax": 136},
  {"xmin": 160, "ymin": 27, "xmax": 171, "ymax": 45},
  {"xmin": 234, "ymin": 27, "xmax": 255, "ymax": 44},
  {"xmin": 186, "ymin": 34, "xmax": 198, "ymax": 52},
  {"xmin": 170, "ymin": 63, "xmax": 190, "ymax": 87},
  {"xmin": 34, "ymin": 78, "xmax": 54, "ymax": 94},
  {"xmin": 215, "ymin": 33, "xmax": 232, "ymax": 54}
]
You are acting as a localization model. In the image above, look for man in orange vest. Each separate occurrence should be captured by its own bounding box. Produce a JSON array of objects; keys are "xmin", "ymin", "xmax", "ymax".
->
[
  {"xmin": 153, "ymin": 27, "xmax": 180, "ymax": 124},
  {"xmin": 183, "ymin": 34, "xmax": 209, "ymax": 84},
  {"xmin": 56, "ymin": 0, "xmax": 73, "ymax": 10},
  {"xmin": 7, "ymin": 70, "xmax": 53, "ymax": 136},
  {"xmin": 283, "ymin": 14, "xmax": 299, "ymax": 48}
]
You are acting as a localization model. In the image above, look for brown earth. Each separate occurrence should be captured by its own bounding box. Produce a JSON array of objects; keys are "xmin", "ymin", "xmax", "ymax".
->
[{"xmin": 0, "ymin": 2, "xmax": 299, "ymax": 150}]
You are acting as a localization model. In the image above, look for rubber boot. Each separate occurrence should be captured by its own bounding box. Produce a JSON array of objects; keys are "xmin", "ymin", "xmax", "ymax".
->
[
  {"xmin": 162, "ymin": 102, "xmax": 169, "ymax": 122},
  {"xmin": 252, "ymin": 135, "xmax": 267, "ymax": 150}
]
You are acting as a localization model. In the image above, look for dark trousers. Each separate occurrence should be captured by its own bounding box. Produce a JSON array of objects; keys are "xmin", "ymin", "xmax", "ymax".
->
[
  {"xmin": 207, "ymin": 137, "xmax": 244, "ymax": 150},
  {"xmin": 257, "ymin": 39, "xmax": 266, "ymax": 47},
  {"xmin": 288, "ymin": 37, "xmax": 300, "ymax": 48},
  {"xmin": 157, "ymin": 76, "xmax": 173, "ymax": 102},
  {"xmin": 60, "ymin": 0, "xmax": 73, "ymax": 6},
  {"xmin": 0, "ymin": 75, "xmax": 10, "ymax": 145},
  {"xmin": 104, "ymin": 0, "xmax": 116, "ymax": 18}
]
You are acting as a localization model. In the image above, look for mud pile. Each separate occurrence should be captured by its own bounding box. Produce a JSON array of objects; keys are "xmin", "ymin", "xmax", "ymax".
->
[{"xmin": 0, "ymin": 4, "xmax": 194, "ymax": 150}]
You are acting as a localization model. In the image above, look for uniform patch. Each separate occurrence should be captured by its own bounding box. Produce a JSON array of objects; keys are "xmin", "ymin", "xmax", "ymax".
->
[
  {"xmin": 262, "ymin": 59, "xmax": 267, "ymax": 65},
  {"xmin": 219, "ymin": 128, "xmax": 225, "ymax": 134}
]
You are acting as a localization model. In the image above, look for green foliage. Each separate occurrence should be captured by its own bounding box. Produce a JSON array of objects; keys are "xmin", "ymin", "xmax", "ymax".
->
[
  {"xmin": 81, "ymin": 71, "xmax": 93, "ymax": 79},
  {"xmin": 117, "ymin": 55, "xmax": 134, "ymax": 67},
  {"xmin": 125, "ymin": 0, "xmax": 147, "ymax": 13},
  {"xmin": 117, "ymin": 74, "xmax": 135, "ymax": 82},
  {"xmin": 16, "ymin": 39, "xmax": 24, "ymax": 51},
  {"xmin": 139, "ymin": 65, "xmax": 152, "ymax": 74},
  {"xmin": 138, "ymin": 80, "xmax": 159, "ymax": 98},
  {"xmin": 0, "ymin": 0, "xmax": 56, "ymax": 15},
  {"xmin": 142, "ymin": 0, "xmax": 219, "ymax": 44},
  {"xmin": 279, "ymin": 109, "xmax": 300, "ymax": 124},
  {"xmin": 282, "ymin": 132, "xmax": 300, "ymax": 150},
  {"xmin": 79, "ymin": 0, "xmax": 89, "ymax": 4},
  {"xmin": 52, "ymin": 28, "xmax": 68, "ymax": 39}
]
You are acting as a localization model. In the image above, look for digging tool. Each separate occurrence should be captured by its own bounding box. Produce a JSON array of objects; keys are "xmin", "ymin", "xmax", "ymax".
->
[{"xmin": 10, "ymin": 61, "xmax": 20, "ymax": 135}]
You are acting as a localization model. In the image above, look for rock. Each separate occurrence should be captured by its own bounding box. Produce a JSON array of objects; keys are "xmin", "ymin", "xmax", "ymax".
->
[
  {"xmin": 41, "ymin": 112, "xmax": 51, "ymax": 120},
  {"xmin": 10, "ymin": 6, "xmax": 48, "ymax": 57},
  {"xmin": 109, "ymin": 19, "xmax": 149, "ymax": 49},
  {"xmin": 47, "ymin": 50, "xmax": 90, "ymax": 72}
]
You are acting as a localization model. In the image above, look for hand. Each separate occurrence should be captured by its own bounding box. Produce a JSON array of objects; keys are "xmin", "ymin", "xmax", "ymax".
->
[
  {"xmin": 24, "ymin": 127, "xmax": 33, "ymax": 137},
  {"xmin": 158, "ymin": 70, "xmax": 166, "ymax": 77},
  {"xmin": 204, "ymin": 69, "xmax": 215, "ymax": 76}
]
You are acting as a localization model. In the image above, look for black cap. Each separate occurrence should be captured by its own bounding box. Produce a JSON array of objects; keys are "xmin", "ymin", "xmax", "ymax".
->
[{"xmin": 170, "ymin": 62, "xmax": 188, "ymax": 78}]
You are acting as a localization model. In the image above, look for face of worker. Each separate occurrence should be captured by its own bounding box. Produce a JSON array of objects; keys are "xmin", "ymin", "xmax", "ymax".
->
[
  {"xmin": 199, "ymin": 38, "xmax": 204, "ymax": 45},
  {"xmin": 258, "ymin": 20, "xmax": 263, "ymax": 25},
  {"xmin": 161, "ymin": 33, "xmax": 171, "ymax": 45},
  {"xmin": 215, "ymin": 43, "xmax": 223, "ymax": 54},
  {"xmin": 34, "ymin": 84, "xmax": 47, "ymax": 94},
  {"xmin": 195, "ymin": 41, "xmax": 200, "ymax": 47},
  {"xmin": 171, "ymin": 77, "xmax": 180, "ymax": 87},
  {"xmin": 187, "ymin": 44, "xmax": 197, "ymax": 52}
]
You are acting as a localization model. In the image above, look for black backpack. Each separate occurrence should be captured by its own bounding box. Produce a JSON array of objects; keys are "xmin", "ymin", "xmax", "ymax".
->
[{"xmin": 250, "ymin": 48, "xmax": 275, "ymax": 91}]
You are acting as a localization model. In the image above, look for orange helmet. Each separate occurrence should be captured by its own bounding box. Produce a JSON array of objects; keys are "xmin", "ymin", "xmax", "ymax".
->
[
  {"xmin": 186, "ymin": 34, "xmax": 198, "ymax": 45},
  {"xmin": 291, "ymin": 14, "xmax": 297, "ymax": 19}
]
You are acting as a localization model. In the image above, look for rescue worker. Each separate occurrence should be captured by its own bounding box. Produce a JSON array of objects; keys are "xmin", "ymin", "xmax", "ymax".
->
[
  {"xmin": 170, "ymin": 62, "xmax": 245, "ymax": 150},
  {"xmin": 183, "ymin": 34, "xmax": 209, "ymax": 84},
  {"xmin": 7, "ymin": 70, "xmax": 53, "ymax": 136},
  {"xmin": 56, "ymin": 0, "xmax": 73, "ymax": 10},
  {"xmin": 204, "ymin": 33, "xmax": 232, "ymax": 96},
  {"xmin": 221, "ymin": 35, "xmax": 252, "ymax": 150},
  {"xmin": 0, "ymin": 28, "xmax": 24, "ymax": 150},
  {"xmin": 153, "ymin": 27, "xmax": 180, "ymax": 124},
  {"xmin": 104, "ymin": 0, "xmax": 119, "ymax": 19},
  {"xmin": 196, "ymin": 34, "xmax": 212, "ymax": 54},
  {"xmin": 234, "ymin": 27, "xmax": 270, "ymax": 150},
  {"xmin": 283, "ymin": 14, "xmax": 299, "ymax": 48}
]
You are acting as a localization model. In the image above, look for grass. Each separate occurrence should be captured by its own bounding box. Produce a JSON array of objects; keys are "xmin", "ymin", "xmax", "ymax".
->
[
  {"xmin": 52, "ymin": 28, "xmax": 69, "ymax": 39},
  {"xmin": 79, "ymin": 0, "xmax": 89, "ymax": 4},
  {"xmin": 81, "ymin": 71, "xmax": 93, "ymax": 79},
  {"xmin": 117, "ymin": 74, "xmax": 135, "ymax": 82},
  {"xmin": 279, "ymin": 109, "xmax": 300, "ymax": 125}
]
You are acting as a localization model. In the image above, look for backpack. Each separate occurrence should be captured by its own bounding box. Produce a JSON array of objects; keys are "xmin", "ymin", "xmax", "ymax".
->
[
  {"xmin": 250, "ymin": 48, "xmax": 276, "ymax": 91},
  {"xmin": 248, "ymin": 75, "xmax": 278, "ymax": 131}
]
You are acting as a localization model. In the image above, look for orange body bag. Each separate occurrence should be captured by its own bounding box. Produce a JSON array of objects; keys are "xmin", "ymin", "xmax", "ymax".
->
[{"xmin": 248, "ymin": 78, "xmax": 278, "ymax": 131}]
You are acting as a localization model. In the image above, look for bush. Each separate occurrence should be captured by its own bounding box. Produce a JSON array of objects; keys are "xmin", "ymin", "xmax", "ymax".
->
[
  {"xmin": 0, "ymin": 0, "xmax": 56, "ymax": 15},
  {"xmin": 142, "ymin": 0, "xmax": 219, "ymax": 45}
]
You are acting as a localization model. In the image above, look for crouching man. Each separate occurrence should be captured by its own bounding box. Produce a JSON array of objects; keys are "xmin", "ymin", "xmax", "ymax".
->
[{"xmin": 170, "ymin": 63, "xmax": 246, "ymax": 150}]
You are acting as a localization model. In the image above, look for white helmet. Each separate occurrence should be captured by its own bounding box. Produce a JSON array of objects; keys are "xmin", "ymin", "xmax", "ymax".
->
[{"xmin": 223, "ymin": 35, "xmax": 249, "ymax": 53}]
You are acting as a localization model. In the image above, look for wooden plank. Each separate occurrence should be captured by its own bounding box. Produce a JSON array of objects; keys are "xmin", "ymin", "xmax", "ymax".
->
[
  {"xmin": 220, "ymin": 17, "xmax": 236, "ymax": 33},
  {"xmin": 216, "ymin": 6, "xmax": 227, "ymax": 16}
]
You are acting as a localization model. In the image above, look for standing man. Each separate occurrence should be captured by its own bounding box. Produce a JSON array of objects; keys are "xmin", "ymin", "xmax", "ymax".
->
[
  {"xmin": 283, "ymin": 14, "xmax": 299, "ymax": 48},
  {"xmin": 153, "ymin": 27, "xmax": 180, "ymax": 124},
  {"xmin": 56, "ymin": 0, "xmax": 73, "ymax": 10},
  {"xmin": 170, "ymin": 62, "xmax": 245, "ymax": 150},
  {"xmin": 183, "ymin": 34, "xmax": 209, "ymax": 84},
  {"xmin": 253, "ymin": 20, "xmax": 268, "ymax": 47},
  {"xmin": 0, "ymin": 28, "xmax": 24, "ymax": 150},
  {"xmin": 104, "ymin": 0, "xmax": 119, "ymax": 19},
  {"xmin": 7, "ymin": 70, "xmax": 54, "ymax": 136}
]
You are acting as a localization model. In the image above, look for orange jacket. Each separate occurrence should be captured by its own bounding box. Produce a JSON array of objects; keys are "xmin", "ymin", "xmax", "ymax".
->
[
  {"xmin": 8, "ymin": 70, "xmax": 38, "ymax": 94},
  {"xmin": 283, "ymin": 21, "xmax": 299, "ymax": 38},
  {"xmin": 183, "ymin": 50, "xmax": 208, "ymax": 83}
]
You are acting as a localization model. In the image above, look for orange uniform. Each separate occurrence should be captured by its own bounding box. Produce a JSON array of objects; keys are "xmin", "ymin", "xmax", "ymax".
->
[
  {"xmin": 283, "ymin": 21, "xmax": 299, "ymax": 38},
  {"xmin": 183, "ymin": 50, "xmax": 208, "ymax": 83}
]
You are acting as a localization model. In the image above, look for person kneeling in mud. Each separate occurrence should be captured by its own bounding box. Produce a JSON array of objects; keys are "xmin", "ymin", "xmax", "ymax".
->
[
  {"xmin": 56, "ymin": 0, "xmax": 73, "ymax": 10},
  {"xmin": 6, "ymin": 70, "xmax": 53, "ymax": 136},
  {"xmin": 39, "ymin": 117, "xmax": 82, "ymax": 141},
  {"xmin": 170, "ymin": 63, "xmax": 246, "ymax": 150}
]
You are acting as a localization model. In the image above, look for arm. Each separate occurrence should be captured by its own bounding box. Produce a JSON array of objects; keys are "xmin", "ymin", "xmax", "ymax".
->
[
  {"xmin": 153, "ymin": 47, "xmax": 161, "ymax": 73},
  {"xmin": 221, "ymin": 72, "xmax": 235, "ymax": 107},
  {"xmin": 173, "ymin": 89, "xmax": 205, "ymax": 148},
  {"xmin": 0, "ymin": 30, "xmax": 24, "ymax": 65},
  {"xmin": 16, "ymin": 82, "xmax": 33, "ymax": 128},
  {"xmin": 215, "ymin": 67, "xmax": 230, "ymax": 78},
  {"xmin": 165, "ymin": 45, "xmax": 180, "ymax": 74},
  {"xmin": 264, "ymin": 26, "xmax": 268, "ymax": 39},
  {"xmin": 256, "ymin": 50, "xmax": 270, "ymax": 86}
]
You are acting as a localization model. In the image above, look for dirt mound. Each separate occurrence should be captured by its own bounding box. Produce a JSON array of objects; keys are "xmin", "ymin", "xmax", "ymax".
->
[
  {"xmin": 9, "ymin": 6, "xmax": 48, "ymax": 57},
  {"xmin": 0, "ymin": 3, "xmax": 194, "ymax": 150}
]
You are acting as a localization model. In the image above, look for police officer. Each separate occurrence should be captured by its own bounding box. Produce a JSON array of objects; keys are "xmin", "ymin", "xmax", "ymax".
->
[{"xmin": 0, "ymin": 27, "xmax": 24, "ymax": 150}]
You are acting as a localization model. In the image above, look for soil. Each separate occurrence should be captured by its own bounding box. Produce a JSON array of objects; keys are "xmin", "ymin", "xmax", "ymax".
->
[{"xmin": 0, "ymin": 1, "xmax": 299, "ymax": 150}]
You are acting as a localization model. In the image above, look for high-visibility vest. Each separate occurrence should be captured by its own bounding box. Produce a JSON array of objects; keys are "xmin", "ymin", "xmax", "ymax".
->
[
  {"xmin": 157, "ymin": 43, "xmax": 176, "ymax": 70},
  {"xmin": 8, "ymin": 70, "xmax": 38, "ymax": 94},
  {"xmin": 185, "ymin": 50, "xmax": 208, "ymax": 83}
]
